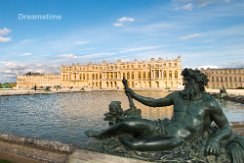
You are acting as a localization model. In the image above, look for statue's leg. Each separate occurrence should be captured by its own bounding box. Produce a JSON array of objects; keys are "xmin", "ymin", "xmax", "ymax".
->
[
  {"xmin": 119, "ymin": 136, "xmax": 183, "ymax": 151},
  {"xmin": 96, "ymin": 119, "xmax": 156, "ymax": 139}
]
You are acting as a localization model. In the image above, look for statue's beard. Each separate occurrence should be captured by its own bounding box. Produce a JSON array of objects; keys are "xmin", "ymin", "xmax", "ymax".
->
[{"xmin": 181, "ymin": 83, "xmax": 201, "ymax": 100}]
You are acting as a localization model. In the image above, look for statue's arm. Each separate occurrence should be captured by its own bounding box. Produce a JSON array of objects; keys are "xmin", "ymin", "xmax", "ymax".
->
[
  {"xmin": 209, "ymin": 99, "xmax": 232, "ymax": 142},
  {"xmin": 127, "ymin": 89, "xmax": 175, "ymax": 107},
  {"xmin": 205, "ymin": 98, "xmax": 232, "ymax": 155}
]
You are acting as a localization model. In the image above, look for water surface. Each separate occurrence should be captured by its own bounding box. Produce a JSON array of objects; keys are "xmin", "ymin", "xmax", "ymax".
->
[{"xmin": 0, "ymin": 91, "xmax": 243, "ymax": 146}]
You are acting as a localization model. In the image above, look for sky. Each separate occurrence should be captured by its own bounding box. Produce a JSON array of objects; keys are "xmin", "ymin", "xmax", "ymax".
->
[{"xmin": 0, "ymin": 0, "xmax": 244, "ymax": 82}]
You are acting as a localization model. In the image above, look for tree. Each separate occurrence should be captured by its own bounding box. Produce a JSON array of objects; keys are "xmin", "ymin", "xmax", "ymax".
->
[{"xmin": 54, "ymin": 85, "xmax": 62, "ymax": 91}]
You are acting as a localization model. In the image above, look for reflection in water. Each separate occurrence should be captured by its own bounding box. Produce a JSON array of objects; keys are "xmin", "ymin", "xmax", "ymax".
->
[{"xmin": 0, "ymin": 91, "xmax": 243, "ymax": 146}]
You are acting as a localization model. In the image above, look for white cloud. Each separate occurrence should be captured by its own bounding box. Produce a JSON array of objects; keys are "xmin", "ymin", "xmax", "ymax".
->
[
  {"xmin": 119, "ymin": 46, "xmax": 161, "ymax": 53},
  {"xmin": 78, "ymin": 52, "xmax": 116, "ymax": 60},
  {"xmin": 221, "ymin": 61, "xmax": 244, "ymax": 68},
  {"xmin": 0, "ymin": 28, "xmax": 11, "ymax": 43},
  {"xmin": 74, "ymin": 40, "xmax": 90, "ymax": 45},
  {"xmin": 197, "ymin": 65, "xmax": 219, "ymax": 69},
  {"xmin": 3, "ymin": 61, "xmax": 27, "ymax": 70},
  {"xmin": 118, "ymin": 17, "xmax": 135, "ymax": 22},
  {"xmin": 113, "ymin": 22, "xmax": 124, "ymax": 27},
  {"xmin": 195, "ymin": 0, "xmax": 230, "ymax": 8},
  {"xmin": 0, "ymin": 36, "xmax": 11, "ymax": 42},
  {"xmin": 172, "ymin": 0, "xmax": 232, "ymax": 11},
  {"xmin": 59, "ymin": 54, "xmax": 78, "ymax": 59},
  {"xmin": 19, "ymin": 52, "xmax": 32, "ymax": 56},
  {"xmin": 176, "ymin": 3, "xmax": 193, "ymax": 11},
  {"xmin": 3, "ymin": 74, "xmax": 16, "ymax": 77},
  {"xmin": 179, "ymin": 33, "xmax": 201, "ymax": 40},
  {"xmin": 113, "ymin": 17, "xmax": 135, "ymax": 27},
  {"xmin": 0, "ymin": 28, "xmax": 11, "ymax": 35},
  {"xmin": 0, "ymin": 61, "xmax": 60, "ymax": 82}
]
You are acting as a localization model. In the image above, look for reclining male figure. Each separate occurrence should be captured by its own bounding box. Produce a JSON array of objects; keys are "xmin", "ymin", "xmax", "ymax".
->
[{"xmin": 87, "ymin": 68, "xmax": 232, "ymax": 155}]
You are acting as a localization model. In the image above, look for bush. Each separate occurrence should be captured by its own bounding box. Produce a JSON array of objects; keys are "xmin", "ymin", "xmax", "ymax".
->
[{"xmin": 44, "ymin": 86, "xmax": 51, "ymax": 92}]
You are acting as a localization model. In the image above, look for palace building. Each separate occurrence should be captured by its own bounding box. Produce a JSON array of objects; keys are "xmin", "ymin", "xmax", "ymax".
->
[
  {"xmin": 61, "ymin": 57, "xmax": 183, "ymax": 90},
  {"xmin": 16, "ymin": 74, "xmax": 61, "ymax": 89},
  {"xmin": 201, "ymin": 68, "xmax": 244, "ymax": 89},
  {"xmin": 16, "ymin": 59, "xmax": 244, "ymax": 90}
]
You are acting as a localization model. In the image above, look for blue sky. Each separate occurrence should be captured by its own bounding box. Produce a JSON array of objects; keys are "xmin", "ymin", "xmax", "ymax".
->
[{"xmin": 0, "ymin": 0, "xmax": 244, "ymax": 82}]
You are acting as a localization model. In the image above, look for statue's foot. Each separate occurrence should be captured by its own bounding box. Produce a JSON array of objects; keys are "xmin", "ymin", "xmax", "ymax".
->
[{"xmin": 85, "ymin": 130, "xmax": 100, "ymax": 138}]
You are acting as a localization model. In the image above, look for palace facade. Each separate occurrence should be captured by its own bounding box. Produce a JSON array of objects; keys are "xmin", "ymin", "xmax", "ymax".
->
[
  {"xmin": 201, "ymin": 68, "xmax": 244, "ymax": 89},
  {"xmin": 16, "ymin": 74, "xmax": 61, "ymax": 89},
  {"xmin": 61, "ymin": 57, "xmax": 183, "ymax": 90},
  {"xmin": 16, "ymin": 58, "xmax": 244, "ymax": 90}
]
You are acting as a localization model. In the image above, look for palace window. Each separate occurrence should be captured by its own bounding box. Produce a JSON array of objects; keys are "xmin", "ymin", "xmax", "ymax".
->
[
  {"xmin": 164, "ymin": 71, "xmax": 167, "ymax": 78},
  {"xmin": 143, "ymin": 72, "xmax": 146, "ymax": 79},
  {"xmin": 155, "ymin": 70, "xmax": 159, "ymax": 78},
  {"xmin": 138, "ymin": 72, "xmax": 141, "ymax": 79},
  {"xmin": 169, "ymin": 71, "xmax": 172, "ymax": 78},
  {"xmin": 127, "ymin": 72, "xmax": 130, "ymax": 79},
  {"xmin": 229, "ymin": 77, "xmax": 232, "ymax": 82},
  {"xmin": 174, "ymin": 71, "xmax": 178, "ymax": 79}
]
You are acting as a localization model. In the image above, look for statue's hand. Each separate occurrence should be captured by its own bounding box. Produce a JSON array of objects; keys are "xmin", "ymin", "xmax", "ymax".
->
[{"xmin": 205, "ymin": 138, "xmax": 220, "ymax": 156}]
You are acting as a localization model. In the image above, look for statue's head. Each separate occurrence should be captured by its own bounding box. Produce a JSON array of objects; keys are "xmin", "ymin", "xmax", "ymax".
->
[
  {"xmin": 181, "ymin": 68, "xmax": 209, "ymax": 100},
  {"xmin": 109, "ymin": 101, "xmax": 123, "ymax": 114}
]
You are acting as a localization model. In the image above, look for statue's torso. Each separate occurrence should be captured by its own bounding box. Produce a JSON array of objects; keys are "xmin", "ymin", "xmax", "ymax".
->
[{"xmin": 166, "ymin": 93, "xmax": 212, "ymax": 141}]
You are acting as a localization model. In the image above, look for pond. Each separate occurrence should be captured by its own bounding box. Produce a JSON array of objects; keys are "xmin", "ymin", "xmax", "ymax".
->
[{"xmin": 0, "ymin": 91, "xmax": 243, "ymax": 147}]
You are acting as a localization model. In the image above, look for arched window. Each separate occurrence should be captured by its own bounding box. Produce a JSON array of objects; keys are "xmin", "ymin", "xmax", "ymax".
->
[
  {"xmin": 143, "ymin": 72, "xmax": 146, "ymax": 79},
  {"xmin": 174, "ymin": 71, "xmax": 178, "ymax": 79},
  {"xmin": 138, "ymin": 72, "xmax": 141, "ymax": 79},
  {"xmin": 127, "ymin": 72, "xmax": 130, "ymax": 79},
  {"xmin": 163, "ymin": 71, "xmax": 167, "ymax": 78},
  {"xmin": 169, "ymin": 71, "xmax": 172, "ymax": 78}
]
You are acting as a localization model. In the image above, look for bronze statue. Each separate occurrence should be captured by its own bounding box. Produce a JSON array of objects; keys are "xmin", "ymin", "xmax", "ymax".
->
[{"xmin": 86, "ymin": 68, "xmax": 244, "ymax": 162}]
